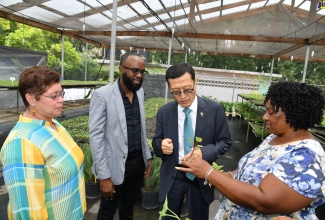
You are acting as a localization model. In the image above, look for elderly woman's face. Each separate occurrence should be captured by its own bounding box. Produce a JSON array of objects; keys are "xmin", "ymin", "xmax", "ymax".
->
[
  {"xmin": 263, "ymin": 100, "xmax": 290, "ymax": 136},
  {"xmin": 35, "ymin": 83, "xmax": 64, "ymax": 118}
]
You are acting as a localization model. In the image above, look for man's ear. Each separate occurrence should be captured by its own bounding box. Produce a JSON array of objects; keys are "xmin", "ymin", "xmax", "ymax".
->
[
  {"xmin": 118, "ymin": 65, "xmax": 123, "ymax": 75},
  {"xmin": 25, "ymin": 93, "xmax": 36, "ymax": 107}
]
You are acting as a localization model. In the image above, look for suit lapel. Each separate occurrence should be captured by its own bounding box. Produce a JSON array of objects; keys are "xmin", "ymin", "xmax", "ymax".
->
[
  {"xmin": 112, "ymin": 81, "xmax": 128, "ymax": 141},
  {"xmin": 168, "ymin": 102, "xmax": 179, "ymax": 161},
  {"xmin": 169, "ymin": 102, "xmax": 179, "ymax": 143}
]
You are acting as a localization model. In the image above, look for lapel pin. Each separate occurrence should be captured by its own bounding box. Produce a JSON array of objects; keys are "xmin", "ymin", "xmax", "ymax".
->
[{"xmin": 200, "ymin": 112, "xmax": 204, "ymax": 116}]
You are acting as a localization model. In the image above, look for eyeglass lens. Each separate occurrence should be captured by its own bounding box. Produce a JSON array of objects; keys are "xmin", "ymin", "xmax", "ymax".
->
[{"xmin": 122, "ymin": 65, "xmax": 148, "ymax": 75}]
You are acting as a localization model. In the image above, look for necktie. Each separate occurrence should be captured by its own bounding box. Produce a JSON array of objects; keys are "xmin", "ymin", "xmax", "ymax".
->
[{"xmin": 183, "ymin": 107, "xmax": 195, "ymax": 180}]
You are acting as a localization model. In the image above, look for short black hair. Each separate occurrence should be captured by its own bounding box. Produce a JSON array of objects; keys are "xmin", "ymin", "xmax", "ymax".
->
[
  {"xmin": 264, "ymin": 81, "xmax": 325, "ymax": 130},
  {"xmin": 120, "ymin": 52, "xmax": 142, "ymax": 65},
  {"xmin": 165, "ymin": 63, "xmax": 195, "ymax": 85},
  {"xmin": 19, "ymin": 66, "xmax": 61, "ymax": 107}
]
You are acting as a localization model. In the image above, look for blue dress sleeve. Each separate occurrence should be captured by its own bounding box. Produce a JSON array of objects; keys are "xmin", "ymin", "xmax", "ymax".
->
[{"xmin": 271, "ymin": 147, "xmax": 325, "ymax": 198}]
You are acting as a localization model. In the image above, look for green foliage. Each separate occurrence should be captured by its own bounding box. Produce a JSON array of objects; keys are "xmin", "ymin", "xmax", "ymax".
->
[
  {"xmin": 159, "ymin": 196, "xmax": 190, "ymax": 220},
  {"xmin": 144, "ymin": 97, "xmax": 173, "ymax": 119},
  {"xmin": 250, "ymin": 122, "xmax": 270, "ymax": 137},
  {"xmin": 235, "ymin": 101, "xmax": 262, "ymax": 121},
  {"xmin": 79, "ymin": 143, "xmax": 95, "ymax": 183},
  {"xmin": 322, "ymin": 115, "xmax": 325, "ymax": 127},
  {"xmin": 238, "ymin": 93, "xmax": 265, "ymax": 102},
  {"xmin": 219, "ymin": 101, "xmax": 233, "ymax": 112},
  {"xmin": 212, "ymin": 162, "xmax": 224, "ymax": 171},
  {"xmin": 144, "ymin": 154, "xmax": 161, "ymax": 192},
  {"xmin": 60, "ymin": 80, "xmax": 107, "ymax": 86},
  {"xmin": 101, "ymin": 71, "xmax": 120, "ymax": 82},
  {"xmin": 61, "ymin": 115, "xmax": 89, "ymax": 142},
  {"xmin": 146, "ymin": 67, "xmax": 167, "ymax": 74}
]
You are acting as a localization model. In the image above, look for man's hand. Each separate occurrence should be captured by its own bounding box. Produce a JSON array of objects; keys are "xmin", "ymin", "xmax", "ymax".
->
[
  {"xmin": 100, "ymin": 178, "xmax": 115, "ymax": 200},
  {"xmin": 161, "ymin": 138, "xmax": 173, "ymax": 155},
  {"xmin": 144, "ymin": 159, "xmax": 152, "ymax": 179}
]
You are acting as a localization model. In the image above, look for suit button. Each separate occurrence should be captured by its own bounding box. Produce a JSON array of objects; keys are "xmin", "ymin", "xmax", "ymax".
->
[
  {"xmin": 125, "ymin": 142, "xmax": 127, "ymax": 145},
  {"xmin": 123, "ymin": 156, "xmax": 126, "ymax": 159}
]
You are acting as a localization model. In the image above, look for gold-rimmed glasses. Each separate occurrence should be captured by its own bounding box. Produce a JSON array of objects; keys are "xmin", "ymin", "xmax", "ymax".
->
[
  {"xmin": 170, "ymin": 83, "xmax": 195, "ymax": 96},
  {"xmin": 40, "ymin": 91, "xmax": 65, "ymax": 100}
]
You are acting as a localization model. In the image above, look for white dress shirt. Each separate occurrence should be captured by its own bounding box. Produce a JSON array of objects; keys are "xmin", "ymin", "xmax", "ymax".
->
[{"xmin": 177, "ymin": 95, "xmax": 198, "ymax": 163}]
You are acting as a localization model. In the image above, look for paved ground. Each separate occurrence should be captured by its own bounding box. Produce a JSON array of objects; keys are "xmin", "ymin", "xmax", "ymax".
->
[{"xmin": 1, "ymin": 112, "xmax": 325, "ymax": 219}]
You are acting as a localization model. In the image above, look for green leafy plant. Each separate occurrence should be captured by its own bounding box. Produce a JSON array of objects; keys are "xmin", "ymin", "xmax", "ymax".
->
[
  {"xmin": 143, "ymin": 139, "xmax": 161, "ymax": 192},
  {"xmin": 212, "ymin": 162, "xmax": 224, "ymax": 171},
  {"xmin": 239, "ymin": 93, "xmax": 265, "ymax": 102},
  {"xmin": 159, "ymin": 196, "xmax": 190, "ymax": 220},
  {"xmin": 219, "ymin": 101, "xmax": 233, "ymax": 112},
  {"xmin": 159, "ymin": 162, "xmax": 223, "ymax": 219},
  {"xmin": 79, "ymin": 143, "xmax": 96, "ymax": 183},
  {"xmin": 143, "ymin": 154, "xmax": 161, "ymax": 192}
]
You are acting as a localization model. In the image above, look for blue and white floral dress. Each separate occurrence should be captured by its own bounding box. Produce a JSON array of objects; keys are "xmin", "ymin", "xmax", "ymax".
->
[{"xmin": 215, "ymin": 134, "xmax": 325, "ymax": 220}]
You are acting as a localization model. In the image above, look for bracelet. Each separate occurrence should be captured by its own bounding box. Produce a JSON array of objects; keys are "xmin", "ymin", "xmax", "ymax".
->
[
  {"xmin": 203, "ymin": 166, "xmax": 214, "ymax": 186},
  {"xmin": 228, "ymin": 171, "xmax": 234, "ymax": 178}
]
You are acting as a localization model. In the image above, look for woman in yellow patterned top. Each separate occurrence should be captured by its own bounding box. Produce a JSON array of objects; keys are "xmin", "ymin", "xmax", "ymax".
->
[{"xmin": 0, "ymin": 66, "xmax": 86, "ymax": 219}]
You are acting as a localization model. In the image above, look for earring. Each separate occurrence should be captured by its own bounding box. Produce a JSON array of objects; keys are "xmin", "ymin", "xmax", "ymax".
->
[{"xmin": 31, "ymin": 106, "xmax": 36, "ymax": 115}]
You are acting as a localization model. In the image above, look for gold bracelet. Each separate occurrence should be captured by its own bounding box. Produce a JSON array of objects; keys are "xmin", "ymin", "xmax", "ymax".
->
[{"xmin": 203, "ymin": 166, "xmax": 214, "ymax": 186}]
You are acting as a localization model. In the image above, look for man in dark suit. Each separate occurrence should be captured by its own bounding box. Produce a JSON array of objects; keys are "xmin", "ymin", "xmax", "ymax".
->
[{"xmin": 152, "ymin": 63, "xmax": 232, "ymax": 220}]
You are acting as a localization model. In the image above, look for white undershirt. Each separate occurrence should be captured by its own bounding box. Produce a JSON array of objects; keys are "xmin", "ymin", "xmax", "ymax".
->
[{"xmin": 177, "ymin": 95, "xmax": 198, "ymax": 163}]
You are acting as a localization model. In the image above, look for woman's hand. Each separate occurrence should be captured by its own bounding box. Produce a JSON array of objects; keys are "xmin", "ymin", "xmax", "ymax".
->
[{"xmin": 176, "ymin": 155, "xmax": 211, "ymax": 179}]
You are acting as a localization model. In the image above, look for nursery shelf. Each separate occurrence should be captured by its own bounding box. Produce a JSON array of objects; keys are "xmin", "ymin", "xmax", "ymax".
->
[
  {"xmin": 237, "ymin": 93, "xmax": 267, "ymax": 142},
  {"xmin": 248, "ymin": 122, "xmax": 267, "ymax": 138}
]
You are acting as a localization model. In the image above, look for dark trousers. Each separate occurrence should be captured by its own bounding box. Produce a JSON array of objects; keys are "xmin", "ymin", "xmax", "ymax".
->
[
  {"xmin": 97, "ymin": 152, "xmax": 145, "ymax": 220},
  {"xmin": 160, "ymin": 169, "xmax": 209, "ymax": 220}
]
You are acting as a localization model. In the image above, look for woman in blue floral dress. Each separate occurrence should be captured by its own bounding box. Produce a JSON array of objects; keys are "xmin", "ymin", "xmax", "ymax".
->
[{"xmin": 176, "ymin": 81, "xmax": 325, "ymax": 219}]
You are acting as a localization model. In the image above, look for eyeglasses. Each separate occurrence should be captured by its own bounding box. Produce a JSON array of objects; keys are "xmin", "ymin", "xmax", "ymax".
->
[
  {"xmin": 121, "ymin": 65, "xmax": 148, "ymax": 76},
  {"xmin": 40, "ymin": 91, "xmax": 65, "ymax": 100},
  {"xmin": 170, "ymin": 88, "xmax": 194, "ymax": 96}
]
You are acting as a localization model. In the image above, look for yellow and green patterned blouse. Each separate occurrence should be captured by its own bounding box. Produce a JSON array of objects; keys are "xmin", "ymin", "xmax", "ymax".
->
[{"xmin": 0, "ymin": 115, "xmax": 86, "ymax": 220}]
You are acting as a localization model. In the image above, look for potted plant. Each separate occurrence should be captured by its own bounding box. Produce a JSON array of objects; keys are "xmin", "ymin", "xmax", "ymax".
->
[
  {"xmin": 141, "ymin": 141, "xmax": 162, "ymax": 210},
  {"xmin": 79, "ymin": 142, "xmax": 100, "ymax": 199}
]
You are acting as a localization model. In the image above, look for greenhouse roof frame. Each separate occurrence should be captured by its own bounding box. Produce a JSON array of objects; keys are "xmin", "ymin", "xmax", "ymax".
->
[{"xmin": 1, "ymin": 0, "xmax": 325, "ymax": 62}]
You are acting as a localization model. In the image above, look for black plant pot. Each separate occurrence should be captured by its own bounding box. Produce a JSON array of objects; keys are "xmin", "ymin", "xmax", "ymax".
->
[
  {"xmin": 141, "ymin": 188, "xmax": 159, "ymax": 210},
  {"xmin": 85, "ymin": 182, "xmax": 100, "ymax": 199}
]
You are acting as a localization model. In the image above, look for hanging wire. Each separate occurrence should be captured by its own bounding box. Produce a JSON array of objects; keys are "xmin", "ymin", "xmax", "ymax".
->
[
  {"xmin": 139, "ymin": 0, "xmax": 182, "ymax": 46},
  {"xmin": 95, "ymin": 0, "xmax": 143, "ymax": 30},
  {"xmin": 178, "ymin": 0, "xmax": 203, "ymax": 52},
  {"xmin": 281, "ymin": 15, "xmax": 325, "ymax": 38}
]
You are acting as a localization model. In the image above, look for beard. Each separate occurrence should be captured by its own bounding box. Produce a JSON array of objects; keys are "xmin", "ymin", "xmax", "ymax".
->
[{"xmin": 122, "ymin": 72, "xmax": 143, "ymax": 92}]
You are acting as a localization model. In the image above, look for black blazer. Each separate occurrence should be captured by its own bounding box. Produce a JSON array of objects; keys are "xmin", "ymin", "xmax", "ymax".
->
[{"xmin": 152, "ymin": 95, "xmax": 233, "ymax": 204}]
